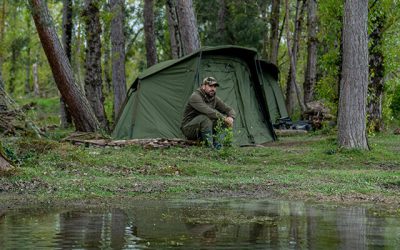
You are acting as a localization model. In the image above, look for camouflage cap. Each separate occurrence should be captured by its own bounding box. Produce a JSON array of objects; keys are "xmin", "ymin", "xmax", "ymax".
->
[{"xmin": 202, "ymin": 76, "xmax": 219, "ymax": 87}]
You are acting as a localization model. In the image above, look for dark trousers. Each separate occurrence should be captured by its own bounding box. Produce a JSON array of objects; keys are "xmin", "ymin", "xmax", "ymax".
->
[{"xmin": 181, "ymin": 115, "xmax": 214, "ymax": 140}]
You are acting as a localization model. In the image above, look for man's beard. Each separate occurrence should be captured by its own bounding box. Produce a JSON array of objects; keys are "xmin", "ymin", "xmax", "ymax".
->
[{"xmin": 206, "ymin": 90, "xmax": 215, "ymax": 97}]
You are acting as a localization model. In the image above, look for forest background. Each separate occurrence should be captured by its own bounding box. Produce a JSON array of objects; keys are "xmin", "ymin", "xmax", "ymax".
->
[{"xmin": 0, "ymin": 0, "xmax": 399, "ymax": 135}]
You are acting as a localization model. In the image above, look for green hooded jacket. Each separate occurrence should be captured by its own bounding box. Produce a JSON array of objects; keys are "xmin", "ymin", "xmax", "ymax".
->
[{"xmin": 181, "ymin": 88, "xmax": 236, "ymax": 128}]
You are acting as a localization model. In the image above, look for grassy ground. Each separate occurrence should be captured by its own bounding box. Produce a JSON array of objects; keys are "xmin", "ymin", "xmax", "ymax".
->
[{"xmin": 1, "ymin": 131, "xmax": 399, "ymax": 209}]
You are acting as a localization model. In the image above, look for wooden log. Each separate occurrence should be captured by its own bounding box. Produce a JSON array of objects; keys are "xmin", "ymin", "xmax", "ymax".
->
[{"xmin": 274, "ymin": 129, "xmax": 308, "ymax": 136}]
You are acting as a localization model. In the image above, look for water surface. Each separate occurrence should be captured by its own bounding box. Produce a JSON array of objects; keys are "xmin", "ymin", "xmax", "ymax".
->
[{"xmin": 0, "ymin": 199, "xmax": 399, "ymax": 249}]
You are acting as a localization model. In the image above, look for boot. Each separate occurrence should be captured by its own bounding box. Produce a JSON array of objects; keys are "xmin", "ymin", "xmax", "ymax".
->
[
  {"xmin": 200, "ymin": 130, "xmax": 213, "ymax": 148},
  {"xmin": 213, "ymin": 133, "xmax": 224, "ymax": 150}
]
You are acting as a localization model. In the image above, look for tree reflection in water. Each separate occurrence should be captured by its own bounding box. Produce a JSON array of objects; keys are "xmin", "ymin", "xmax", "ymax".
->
[
  {"xmin": 0, "ymin": 199, "xmax": 399, "ymax": 249},
  {"xmin": 56, "ymin": 208, "xmax": 138, "ymax": 249}
]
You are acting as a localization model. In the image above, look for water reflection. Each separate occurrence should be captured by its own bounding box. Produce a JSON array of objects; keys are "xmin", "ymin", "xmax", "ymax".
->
[{"xmin": 0, "ymin": 199, "xmax": 399, "ymax": 249}]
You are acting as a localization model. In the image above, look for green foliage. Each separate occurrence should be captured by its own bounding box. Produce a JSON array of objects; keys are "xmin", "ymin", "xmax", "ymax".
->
[
  {"xmin": 213, "ymin": 118, "xmax": 233, "ymax": 147},
  {"xmin": 195, "ymin": 0, "xmax": 267, "ymax": 51},
  {"xmin": 15, "ymin": 97, "xmax": 60, "ymax": 127},
  {"xmin": 390, "ymin": 82, "xmax": 400, "ymax": 122},
  {"xmin": 315, "ymin": 0, "xmax": 343, "ymax": 108}
]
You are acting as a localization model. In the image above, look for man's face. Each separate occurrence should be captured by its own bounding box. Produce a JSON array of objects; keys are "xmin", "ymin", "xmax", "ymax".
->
[{"xmin": 201, "ymin": 84, "xmax": 217, "ymax": 97}]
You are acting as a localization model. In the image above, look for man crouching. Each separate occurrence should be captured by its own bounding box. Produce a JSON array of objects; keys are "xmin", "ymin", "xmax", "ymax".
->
[{"xmin": 181, "ymin": 76, "xmax": 235, "ymax": 149}]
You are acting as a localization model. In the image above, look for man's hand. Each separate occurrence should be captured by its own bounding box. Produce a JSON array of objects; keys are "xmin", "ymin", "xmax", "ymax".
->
[{"xmin": 224, "ymin": 116, "xmax": 234, "ymax": 127}]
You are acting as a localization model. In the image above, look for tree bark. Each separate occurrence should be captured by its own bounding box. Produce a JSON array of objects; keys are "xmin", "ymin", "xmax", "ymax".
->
[
  {"xmin": 32, "ymin": 53, "xmax": 40, "ymax": 97},
  {"xmin": 166, "ymin": 0, "xmax": 183, "ymax": 59},
  {"xmin": 269, "ymin": 0, "xmax": 280, "ymax": 65},
  {"xmin": 74, "ymin": 18, "xmax": 83, "ymax": 89},
  {"xmin": 83, "ymin": 0, "xmax": 108, "ymax": 131},
  {"xmin": 0, "ymin": 156, "xmax": 13, "ymax": 173},
  {"xmin": 110, "ymin": 0, "xmax": 127, "ymax": 120},
  {"xmin": 0, "ymin": 0, "xmax": 5, "ymax": 90},
  {"xmin": 0, "ymin": 69, "xmax": 3, "ymax": 90},
  {"xmin": 338, "ymin": 0, "xmax": 369, "ymax": 149},
  {"xmin": 9, "ymin": 37, "xmax": 17, "ymax": 94},
  {"xmin": 103, "ymin": 2, "xmax": 112, "ymax": 93},
  {"xmin": 367, "ymin": 7, "xmax": 385, "ymax": 132},
  {"xmin": 176, "ymin": 0, "xmax": 200, "ymax": 56},
  {"xmin": 32, "ymin": 59, "xmax": 40, "ymax": 97},
  {"xmin": 217, "ymin": 0, "xmax": 228, "ymax": 44},
  {"xmin": 303, "ymin": 0, "xmax": 317, "ymax": 105},
  {"xmin": 144, "ymin": 0, "xmax": 158, "ymax": 67},
  {"xmin": 259, "ymin": 1, "xmax": 270, "ymax": 58},
  {"xmin": 284, "ymin": 0, "xmax": 306, "ymax": 115},
  {"xmin": 60, "ymin": 0, "xmax": 73, "ymax": 128},
  {"xmin": 29, "ymin": 0, "xmax": 100, "ymax": 132},
  {"xmin": 25, "ymin": 17, "xmax": 32, "ymax": 94},
  {"xmin": 0, "ymin": 141, "xmax": 13, "ymax": 173}
]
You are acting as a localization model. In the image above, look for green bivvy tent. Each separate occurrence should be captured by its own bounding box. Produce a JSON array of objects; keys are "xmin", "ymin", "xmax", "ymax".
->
[{"xmin": 112, "ymin": 45, "xmax": 288, "ymax": 145}]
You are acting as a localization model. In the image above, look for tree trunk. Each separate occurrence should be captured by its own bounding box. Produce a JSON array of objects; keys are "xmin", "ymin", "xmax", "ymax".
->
[
  {"xmin": 0, "ymin": 70, "xmax": 3, "ymax": 90},
  {"xmin": 62, "ymin": 0, "xmax": 73, "ymax": 61},
  {"xmin": 336, "ymin": 207, "xmax": 367, "ymax": 249},
  {"xmin": 60, "ymin": 0, "xmax": 73, "ymax": 128},
  {"xmin": 284, "ymin": 0, "xmax": 306, "ymax": 115},
  {"xmin": 103, "ymin": 3, "xmax": 112, "ymax": 93},
  {"xmin": 29, "ymin": 0, "xmax": 100, "ymax": 132},
  {"xmin": 25, "ymin": 56, "xmax": 31, "ymax": 95},
  {"xmin": 367, "ymin": 8, "xmax": 385, "ymax": 132},
  {"xmin": 0, "ymin": 0, "xmax": 5, "ymax": 90},
  {"xmin": 338, "ymin": 0, "xmax": 369, "ymax": 149},
  {"xmin": 0, "ymin": 142, "xmax": 14, "ymax": 173},
  {"xmin": 259, "ymin": 1, "xmax": 270, "ymax": 58},
  {"xmin": 166, "ymin": 0, "xmax": 183, "ymax": 59},
  {"xmin": 0, "ymin": 156, "xmax": 13, "ymax": 173},
  {"xmin": 32, "ymin": 58, "xmax": 40, "ymax": 97},
  {"xmin": 144, "ymin": 0, "xmax": 158, "ymax": 67},
  {"xmin": 269, "ymin": 0, "xmax": 280, "ymax": 65},
  {"xmin": 83, "ymin": 0, "xmax": 108, "ymax": 131},
  {"xmin": 176, "ymin": 0, "xmax": 200, "ymax": 56},
  {"xmin": 9, "ymin": 40, "xmax": 17, "ymax": 94},
  {"xmin": 74, "ymin": 19, "xmax": 83, "ymax": 89},
  {"xmin": 303, "ymin": 0, "xmax": 317, "ymax": 105},
  {"xmin": 25, "ymin": 17, "xmax": 32, "ymax": 94},
  {"xmin": 110, "ymin": 0, "xmax": 127, "ymax": 120},
  {"xmin": 217, "ymin": 0, "xmax": 228, "ymax": 44},
  {"xmin": 25, "ymin": 50, "xmax": 31, "ymax": 93}
]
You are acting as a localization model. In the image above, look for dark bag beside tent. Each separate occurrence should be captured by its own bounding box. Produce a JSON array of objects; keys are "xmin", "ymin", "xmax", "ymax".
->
[{"xmin": 112, "ymin": 46, "xmax": 288, "ymax": 146}]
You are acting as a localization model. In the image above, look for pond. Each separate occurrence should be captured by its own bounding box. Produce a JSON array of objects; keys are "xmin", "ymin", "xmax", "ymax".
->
[{"xmin": 0, "ymin": 199, "xmax": 399, "ymax": 249}]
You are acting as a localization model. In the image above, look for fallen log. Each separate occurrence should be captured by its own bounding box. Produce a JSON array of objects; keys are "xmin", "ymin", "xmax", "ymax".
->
[
  {"xmin": 0, "ymin": 147, "xmax": 14, "ymax": 175},
  {"xmin": 63, "ymin": 136, "xmax": 198, "ymax": 149},
  {"xmin": 0, "ymin": 155, "xmax": 14, "ymax": 172},
  {"xmin": 274, "ymin": 129, "xmax": 308, "ymax": 136}
]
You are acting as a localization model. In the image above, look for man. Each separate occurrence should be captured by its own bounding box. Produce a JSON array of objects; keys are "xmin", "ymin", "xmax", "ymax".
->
[{"xmin": 181, "ymin": 76, "xmax": 235, "ymax": 148}]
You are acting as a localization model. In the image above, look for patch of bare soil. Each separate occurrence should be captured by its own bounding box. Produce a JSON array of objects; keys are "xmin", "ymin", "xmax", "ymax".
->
[
  {"xmin": 1, "ymin": 178, "xmax": 399, "ymax": 212},
  {"xmin": 262, "ymin": 136, "xmax": 322, "ymax": 148},
  {"xmin": 381, "ymin": 181, "xmax": 400, "ymax": 191},
  {"xmin": 0, "ymin": 178, "xmax": 54, "ymax": 194},
  {"xmin": 288, "ymin": 191, "xmax": 400, "ymax": 208},
  {"xmin": 194, "ymin": 182, "xmax": 286, "ymax": 199}
]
